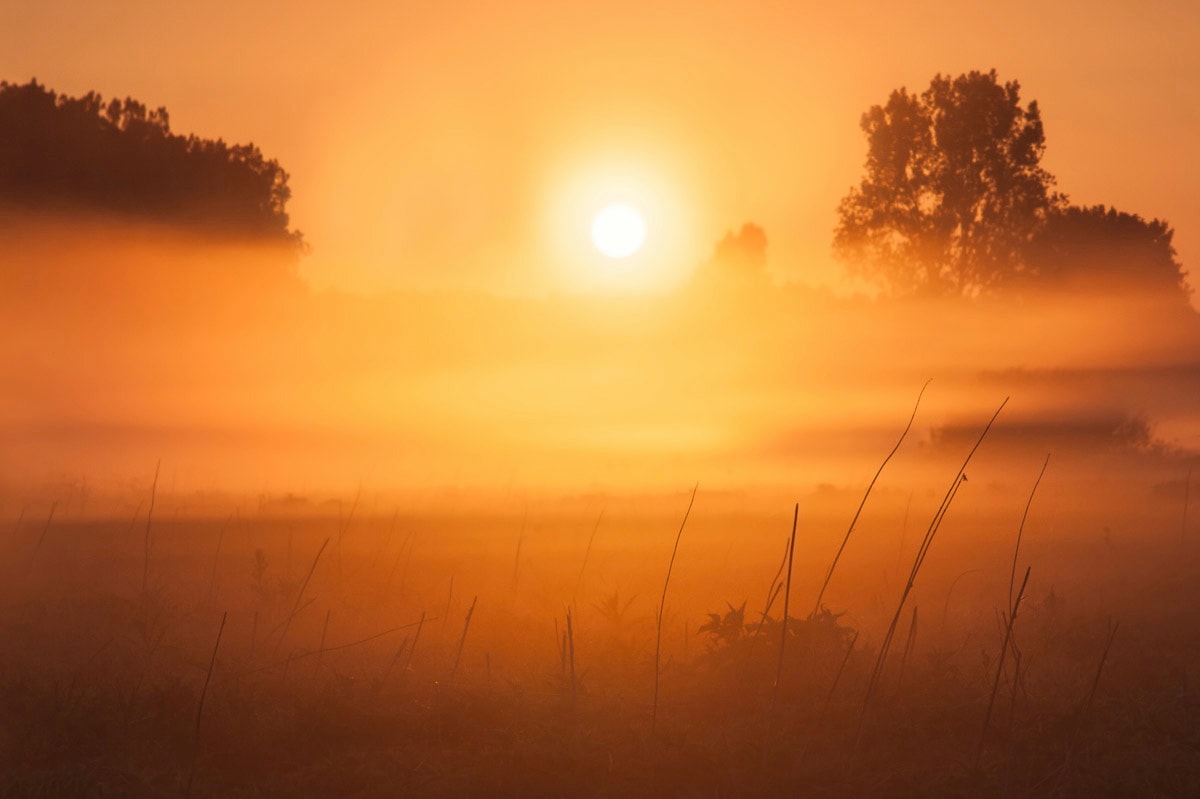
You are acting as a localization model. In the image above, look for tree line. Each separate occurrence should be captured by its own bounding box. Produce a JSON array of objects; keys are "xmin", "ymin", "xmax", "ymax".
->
[
  {"xmin": 1, "ymin": 73, "xmax": 1188, "ymax": 303},
  {"xmin": 0, "ymin": 79, "xmax": 303, "ymax": 252}
]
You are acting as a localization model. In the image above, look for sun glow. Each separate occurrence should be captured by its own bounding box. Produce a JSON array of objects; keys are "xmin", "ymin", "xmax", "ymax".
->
[
  {"xmin": 541, "ymin": 152, "xmax": 697, "ymax": 294},
  {"xmin": 591, "ymin": 204, "xmax": 646, "ymax": 258}
]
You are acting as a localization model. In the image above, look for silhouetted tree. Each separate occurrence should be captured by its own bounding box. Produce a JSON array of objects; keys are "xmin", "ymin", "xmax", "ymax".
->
[
  {"xmin": 835, "ymin": 71, "xmax": 1193, "ymax": 303},
  {"xmin": 714, "ymin": 223, "xmax": 767, "ymax": 272},
  {"xmin": 834, "ymin": 70, "xmax": 1059, "ymax": 296},
  {"xmin": 1029, "ymin": 205, "xmax": 1188, "ymax": 299},
  {"xmin": 0, "ymin": 79, "xmax": 303, "ymax": 251},
  {"xmin": 696, "ymin": 223, "xmax": 769, "ymax": 287}
]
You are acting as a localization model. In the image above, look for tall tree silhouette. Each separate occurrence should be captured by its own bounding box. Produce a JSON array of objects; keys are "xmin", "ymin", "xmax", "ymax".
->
[
  {"xmin": 835, "ymin": 70, "xmax": 1192, "ymax": 303},
  {"xmin": 834, "ymin": 70, "xmax": 1059, "ymax": 297},
  {"xmin": 0, "ymin": 79, "xmax": 303, "ymax": 251}
]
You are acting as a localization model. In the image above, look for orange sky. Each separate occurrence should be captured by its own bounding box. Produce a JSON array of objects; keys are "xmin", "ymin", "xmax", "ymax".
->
[{"xmin": 3, "ymin": 1, "xmax": 1198, "ymax": 294}]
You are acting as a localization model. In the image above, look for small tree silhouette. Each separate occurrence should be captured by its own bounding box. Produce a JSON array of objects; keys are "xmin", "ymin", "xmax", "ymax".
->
[{"xmin": 695, "ymin": 222, "xmax": 769, "ymax": 288}]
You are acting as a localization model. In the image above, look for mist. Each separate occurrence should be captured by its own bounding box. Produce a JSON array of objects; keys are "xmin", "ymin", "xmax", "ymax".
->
[
  {"xmin": 4, "ymin": 211, "xmax": 1196, "ymax": 517},
  {"xmin": 6, "ymin": 51, "xmax": 1200, "ymax": 794}
]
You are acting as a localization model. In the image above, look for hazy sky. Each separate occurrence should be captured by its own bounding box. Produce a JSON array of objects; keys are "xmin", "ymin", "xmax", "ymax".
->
[{"xmin": 4, "ymin": 1, "xmax": 1198, "ymax": 295}]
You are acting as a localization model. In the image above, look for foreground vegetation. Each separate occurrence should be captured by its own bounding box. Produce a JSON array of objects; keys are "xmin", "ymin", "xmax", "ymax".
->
[{"xmin": 3, "ymin": 469, "xmax": 1199, "ymax": 798}]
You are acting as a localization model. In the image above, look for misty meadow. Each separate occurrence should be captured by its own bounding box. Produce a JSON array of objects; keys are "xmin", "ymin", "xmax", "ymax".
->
[{"xmin": 4, "ymin": 5, "xmax": 1200, "ymax": 797}]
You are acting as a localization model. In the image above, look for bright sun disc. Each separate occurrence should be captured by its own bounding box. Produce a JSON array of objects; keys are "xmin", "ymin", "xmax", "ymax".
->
[{"xmin": 591, "ymin": 203, "xmax": 646, "ymax": 258}]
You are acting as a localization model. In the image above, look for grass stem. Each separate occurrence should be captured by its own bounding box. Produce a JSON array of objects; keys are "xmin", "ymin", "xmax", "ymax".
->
[
  {"xmin": 856, "ymin": 397, "xmax": 1008, "ymax": 753},
  {"xmin": 141, "ymin": 460, "xmax": 160, "ymax": 597},
  {"xmin": 1009, "ymin": 454, "xmax": 1050, "ymax": 609},
  {"xmin": 813, "ymin": 380, "xmax": 929, "ymax": 617},
  {"xmin": 273, "ymin": 537, "xmax": 329, "ymax": 653},
  {"xmin": 652, "ymin": 483, "xmax": 698, "ymax": 733},
  {"xmin": 450, "ymin": 596, "xmax": 478, "ymax": 681},
  {"xmin": 185, "ymin": 610, "xmax": 226, "ymax": 798},
  {"xmin": 773, "ymin": 503, "xmax": 799, "ymax": 695},
  {"xmin": 977, "ymin": 567, "xmax": 1030, "ymax": 768}
]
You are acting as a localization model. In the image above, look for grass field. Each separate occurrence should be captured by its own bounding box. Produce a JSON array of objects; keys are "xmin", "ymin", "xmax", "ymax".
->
[{"xmin": 3, "ymin": 465, "xmax": 1198, "ymax": 798}]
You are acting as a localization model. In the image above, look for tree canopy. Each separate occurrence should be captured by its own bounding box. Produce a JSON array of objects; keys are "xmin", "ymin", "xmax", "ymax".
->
[
  {"xmin": 834, "ymin": 70, "xmax": 1188, "ymax": 301},
  {"xmin": 0, "ymin": 79, "xmax": 304, "ymax": 251},
  {"xmin": 1029, "ymin": 204, "xmax": 1186, "ymax": 296}
]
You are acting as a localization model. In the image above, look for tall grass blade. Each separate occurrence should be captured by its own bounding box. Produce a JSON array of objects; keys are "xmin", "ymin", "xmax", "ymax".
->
[
  {"xmin": 748, "ymin": 536, "xmax": 789, "ymax": 654},
  {"xmin": 652, "ymin": 483, "xmax": 698, "ymax": 733},
  {"xmin": 977, "ymin": 566, "xmax": 1031, "ymax": 768},
  {"xmin": 273, "ymin": 537, "xmax": 329, "ymax": 653},
  {"xmin": 813, "ymin": 380, "xmax": 930, "ymax": 616},
  {"xmin": 206, "ymin": 515, "xmax": 231, "ymax": 609},
  {"xmin": 1009, "ymin": 454, "xmax": 1050, "ymax": 608},
  {"xmin": 141, "ymin": 460, "xmax": 160, "ymax": 597},
  {"xmin": 573, "ymin": 508, "xmax": 606, "ymax": 606},
  {"xmin": 774, "ymin": 503, "xmax": 799, "ymax": 694},
  {"xmin": 895, "ymin": 604, "xmax": 918, "ymax": 694},
  {"xmin": 33, "ymin": 501, "xmax": 56, "ymax": 553},
  {"xmin": 185, "ymin": 610, "xmax": 226, "ymax": 798},
  {"xmin": 1079, "ymin": 619, "xmax": 1119, "ymax": 722},
  {"xmin": 856, "ymin": 397, "xmax": 1008, "ymax": 752},
  {"xmin": 450, "ymin": 595, "xmax": 478, "ymax": 681},
  {"xmin": 1182, "ymin": 466, "xmax": 1192, "ymax": 548}
]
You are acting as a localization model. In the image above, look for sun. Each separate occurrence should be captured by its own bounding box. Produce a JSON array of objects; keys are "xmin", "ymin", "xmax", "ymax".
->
[
  {"xmin": 591, "ymin": 203, "xmax": 646, "ymax": 259},
  {"xmin": 542, "ymin": 157, "xmax": 693, "ymax": 291}
]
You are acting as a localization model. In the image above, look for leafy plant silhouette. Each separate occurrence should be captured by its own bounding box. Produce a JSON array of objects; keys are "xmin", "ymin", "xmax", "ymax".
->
[
  {"xmin": 697, "ymin": 601, "xmax": 747, "ymax": 650},
  {"xmin": 592, "ymin": 591, "xmax": 638, "ymax": 629}
]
